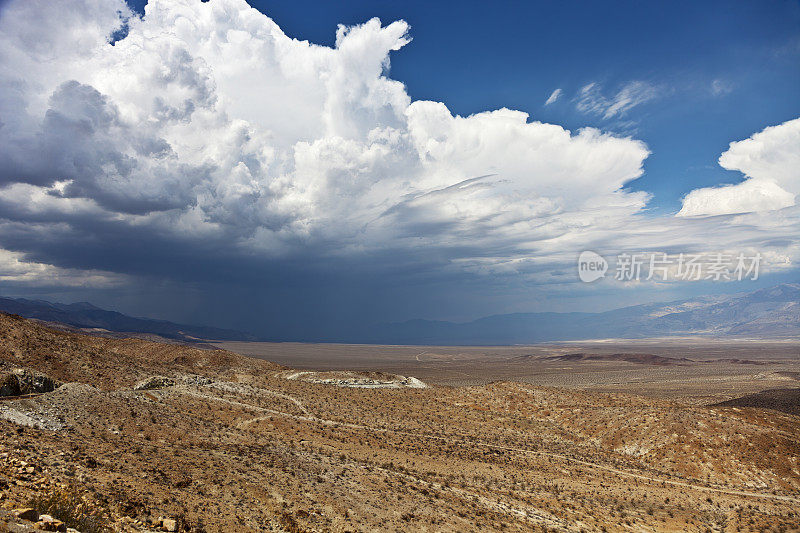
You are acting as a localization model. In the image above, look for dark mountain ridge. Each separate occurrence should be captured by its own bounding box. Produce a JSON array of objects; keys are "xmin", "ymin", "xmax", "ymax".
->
[
  {"xmin": 0, "ymin": 283, "xmax": 797, "ymax": 344},
  {"xmin": 362, "ymin": 283, "xmax": 800, "ymax": 345},
  {"xmin": 0, "ymin": 296, "xmax": 255, "ymax": 342}
]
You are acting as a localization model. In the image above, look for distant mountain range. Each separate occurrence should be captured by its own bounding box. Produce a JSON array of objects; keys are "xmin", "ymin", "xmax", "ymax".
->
[
  {"xmin": 361, "ymin": 283, "xmax": 800, "ymax": 344},
  {"xmin": 1, "ymin": 283, "xmax": 798, "ymax": 344},
  {"xmin": 0, "ymin": 297, "xmax": 255, "ymax": 342}
]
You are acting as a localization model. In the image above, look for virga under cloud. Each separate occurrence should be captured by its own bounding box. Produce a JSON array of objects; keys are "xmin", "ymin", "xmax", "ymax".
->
[{"xmin": 0, "ymin": 0, "xmax": 797, "ymax": 309}]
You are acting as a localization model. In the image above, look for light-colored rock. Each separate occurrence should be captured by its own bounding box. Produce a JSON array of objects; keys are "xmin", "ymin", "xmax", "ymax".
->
[
  {"xmin": 37, "ymin": 515, "xmax": 67, "ymax": 532},
  {"xmin": 160, "ymin": 517, "xmax": 177, "ymax": 531},
  {"xmin": 0, "ymin": 405, "xmax": 64, "ymax": 431}
]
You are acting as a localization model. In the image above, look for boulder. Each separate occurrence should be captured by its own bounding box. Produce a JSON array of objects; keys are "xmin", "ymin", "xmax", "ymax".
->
[
  {"xmin": 12, "ymin": 508, "xmax": 38, "ymax": 521},
  {"xmin": 160, "ymin": 517, "xmax": 177, "ymax": 531},
  {"xmin": 36, "ymin": 514, "xmax": 67, "ymax": 532},
  {"xmin": 0, "ymin": 373, "xmax": 20, "ymax": 396},
  {"xmin": 0, "ymin": 369, "xmax": 61, "ymax": 396}
]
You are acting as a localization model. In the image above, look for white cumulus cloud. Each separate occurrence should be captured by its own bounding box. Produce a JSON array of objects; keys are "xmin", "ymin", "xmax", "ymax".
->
[{"xmin": 678, "ymin": 118, "xmax": 800, "ymax": 217}]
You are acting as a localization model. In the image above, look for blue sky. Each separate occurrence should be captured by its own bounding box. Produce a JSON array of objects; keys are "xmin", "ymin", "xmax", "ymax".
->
[{"xmin": 0, "ymin": 0, "xmax": 798, "ymax": 337}]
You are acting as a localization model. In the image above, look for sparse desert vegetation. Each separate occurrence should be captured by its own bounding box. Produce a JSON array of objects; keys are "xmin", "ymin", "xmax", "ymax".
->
[{"xmin": 1, "ymin": 313, "xmax": 799, "ymax": 532}]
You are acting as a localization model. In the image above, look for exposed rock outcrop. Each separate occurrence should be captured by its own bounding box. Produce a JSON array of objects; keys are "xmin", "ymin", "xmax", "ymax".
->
[
  {"xmin": 0, "ymin": 368, "xmax": 61, "ymax": 396},
  {"xmin": 134, "ymin": 376, "xmax": 176, "ymax": 391}
]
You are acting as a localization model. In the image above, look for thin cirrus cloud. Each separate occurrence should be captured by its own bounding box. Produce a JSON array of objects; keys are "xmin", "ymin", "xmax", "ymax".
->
[
  {"xmin": 544, "ymin": 88, "xmax": 562, "ymax": 105},
  {"xmin": 710, "ymin": 79, "xmax": 734, "ymax": 97},
  {"xmin": 0, "ymin": 0, "xmax": 797, "ymax": 303},
  {"xmin": 575, "ymin": 80, "xmax": 660, "ymax": 119}
]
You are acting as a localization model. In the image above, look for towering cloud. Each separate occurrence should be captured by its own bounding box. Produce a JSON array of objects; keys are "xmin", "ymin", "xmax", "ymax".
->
[
  {"xmin": 0, "ymin": 0, "xmax": 649, "ymax": 270},
  {"xmin": 0, "ymin": 0, "xmax": 797, "ymax": 300}
]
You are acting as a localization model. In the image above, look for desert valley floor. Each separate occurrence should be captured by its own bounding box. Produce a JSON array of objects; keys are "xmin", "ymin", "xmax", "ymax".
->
[
  {"xmin": 1, "ymin": 314, "xmax": 799, "ymax": 532},
  {"xmin": 215, "ymin": 338, "xmax": 800, "ymax": 404}
]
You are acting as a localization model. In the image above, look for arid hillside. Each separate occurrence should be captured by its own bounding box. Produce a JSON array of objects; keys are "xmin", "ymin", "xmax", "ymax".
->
[
  {"xmin": 0, "ymin": 313, "xmax": 277, "ymax": 390},
  {"xmin": 1, "ymin": 313, "xmax": 799, "ymax": 532}
]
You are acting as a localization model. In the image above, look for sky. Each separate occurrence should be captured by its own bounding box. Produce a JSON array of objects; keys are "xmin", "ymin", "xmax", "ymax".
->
[
  {"xmin": 0, "ymin": 0, "xmax": 798, "ymax": 339},
  {"xmin": 255, "ymin": 0, "xmax": 800, "ymax": 213}
]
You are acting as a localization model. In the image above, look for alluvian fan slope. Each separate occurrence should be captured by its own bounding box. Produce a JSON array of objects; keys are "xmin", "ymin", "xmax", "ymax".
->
[{"xmin": 0, "ymin": 313, "xmax": 799, "ymax": 532}]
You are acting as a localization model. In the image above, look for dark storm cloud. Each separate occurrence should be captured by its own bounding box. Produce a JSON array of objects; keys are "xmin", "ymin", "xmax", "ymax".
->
[{"xmin": 0, "ymin": 0, "xmax": 797, "ymax": 337}]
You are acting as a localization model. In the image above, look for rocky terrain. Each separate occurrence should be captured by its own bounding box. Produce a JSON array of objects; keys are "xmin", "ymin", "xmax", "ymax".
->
[
  {"xmin": 0, "ymin": 313, "xmax": 799, "ymax": 532},
  {"xmin": 282, "ymin": 371, "xmax": 427, "ymax": 389}
]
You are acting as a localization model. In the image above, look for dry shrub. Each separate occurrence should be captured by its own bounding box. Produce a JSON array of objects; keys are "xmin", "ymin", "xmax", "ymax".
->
[
  {"xmin": 29, "ymin": 487, "xmax": 110, "ymax": 533},
  {"xmin": 278, "ymin": 511, "xmax": 309, "ymax": 533}
]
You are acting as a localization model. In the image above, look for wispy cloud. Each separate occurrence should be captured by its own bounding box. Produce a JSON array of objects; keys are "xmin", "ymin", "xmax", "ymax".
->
[
  {"xmin": 544, "ymin": 88, "xmax": 562, "ymax": 105},
  {"xmin": 710, "ymin": 79, "xmax": 733, "ymax": 96},
  {"xmin": 575, "ymin": 81, "xmax": 659, "ymax": 119}
]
